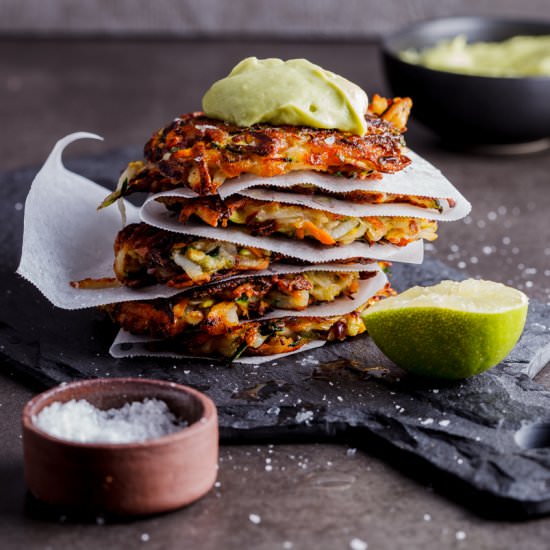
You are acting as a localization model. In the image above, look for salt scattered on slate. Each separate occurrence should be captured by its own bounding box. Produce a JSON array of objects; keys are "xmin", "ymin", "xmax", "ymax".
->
[
  {"xmin": 249, "ymin": 513, "xmax": 261, "ymax": 524},
  {"xmin": 349, "ymin": 538, "xmax": 368, "ymax": 550},
  {"xmin": 295, "ymin": 410, "xmax": 314, "ymax": 424},
  {"xmin": 33, "ymin": 398, "xmax": 187, "ymax": 443}
]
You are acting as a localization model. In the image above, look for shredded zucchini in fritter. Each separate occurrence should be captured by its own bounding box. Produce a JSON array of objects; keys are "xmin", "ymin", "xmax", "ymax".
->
[
  {"xmin": 105, "ymin": 271, "xmax": 363, "ymax": 339},
  {"xmin": 166, "ymin": 196, "xmax": 438, "ymax": 247},
  {"xmin": 133, "ymin": 284, "xmax": 394, "ymax": 359}
]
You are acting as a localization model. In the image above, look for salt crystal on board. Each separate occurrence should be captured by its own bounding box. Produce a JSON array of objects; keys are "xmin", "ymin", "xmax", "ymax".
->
[
  {"xmin": 349, "ymin": 538, "xmax": 368, "ymax": 550},
  {"xmin": 249, "ymin": 513, "xmax": 261, "ymax": 524}
]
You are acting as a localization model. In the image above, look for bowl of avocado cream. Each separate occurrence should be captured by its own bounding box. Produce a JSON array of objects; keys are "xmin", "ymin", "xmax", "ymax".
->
[{"xmin": 381, "ymin": 17, "xmax": 550, "ymax": 147}]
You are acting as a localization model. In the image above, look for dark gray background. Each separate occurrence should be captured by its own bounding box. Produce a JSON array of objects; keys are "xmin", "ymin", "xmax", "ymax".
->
[{"xmin": 1, "ymin": 0, "xmax": 549, "ymax": 37}]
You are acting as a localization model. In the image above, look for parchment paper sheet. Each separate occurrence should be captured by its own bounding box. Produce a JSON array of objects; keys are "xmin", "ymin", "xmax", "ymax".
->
[
  {"xmin": 146, "ymin": 149, "xmax": 471, "ymax": 222},
  {"xmin": 216, "ymin": 150, "xmax": 470, "ymax": 202},
  {"xmin": 110, "ymin": 332, "xmax": 327, "ymax": 365}
]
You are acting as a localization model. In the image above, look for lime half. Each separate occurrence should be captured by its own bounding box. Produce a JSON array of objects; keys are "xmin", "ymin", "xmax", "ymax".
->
[{"xmin": 362, "ymin": 279, "xmax": 528, "ymax": 380}]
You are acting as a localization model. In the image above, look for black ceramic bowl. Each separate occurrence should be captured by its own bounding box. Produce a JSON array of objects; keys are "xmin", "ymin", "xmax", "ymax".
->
[{"xmin": 381, "ymin": 17, "xmax": 550, "ymax": 146}]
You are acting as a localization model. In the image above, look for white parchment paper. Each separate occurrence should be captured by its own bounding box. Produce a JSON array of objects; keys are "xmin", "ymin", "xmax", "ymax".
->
[
  {"xmin": 235, "ymin": 187, "xmax": 469, "ymax": 221},
  {"xmin": 147, "ymin": 151, "xmax": 471, "ymax": 222},
  {"xmin": 216, "ymin": 150, "xmax": 470, "ymax": 203},
  {"xmin": 110, "ymin": 332, "xmax": 327, "ymax": 365},
  {"xmin": 15, "ymin": 133, "xmax": 181, "ymax": 309},
  {"xmin": 141, "ymin": 198, "xmax": 425, "ymax": 264}
]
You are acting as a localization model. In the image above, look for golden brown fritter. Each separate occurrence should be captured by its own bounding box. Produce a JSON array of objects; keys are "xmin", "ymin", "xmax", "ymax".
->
[
  {"xmin": 104, "ymin": 271, "xmax": 366, "ymax": 339},
  {"xmin": 99, "ymin": 96, "xmax": 412, "ymax": 206},
  {"xmin": 113, "ymin": 223, "xmax": 372, "ymax": 288},
  {"xmin": 159, "ymin": 195, "xmax": 439, "ymax": 247},
  {"xmin": 114, "ymin": 223, "xmax": 273, "ymax": 288},
  {"xmin": 122, "ymin": 283, "xmax": 394, "ymax": 360}
]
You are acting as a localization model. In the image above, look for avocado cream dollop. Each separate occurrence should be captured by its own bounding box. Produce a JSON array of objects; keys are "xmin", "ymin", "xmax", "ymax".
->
[
  {"xmin": 202, "ymin": 57, "xmax": 369, "ymax": 135},
  {"xmin": 400, "ymin": 34, "xmax": 550, "ymax": 77}
]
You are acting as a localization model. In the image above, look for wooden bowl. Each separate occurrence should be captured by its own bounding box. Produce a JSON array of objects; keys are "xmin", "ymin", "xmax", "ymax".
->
[{"xmin": 22, "ymin": 377, "xmax": 218, "ymax": 517}]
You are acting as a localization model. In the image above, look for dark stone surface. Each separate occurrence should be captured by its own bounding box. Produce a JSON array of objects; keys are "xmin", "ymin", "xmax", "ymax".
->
[{"xmin": 3, "ymin": 151, "xmax": 550, "ymax": 519}]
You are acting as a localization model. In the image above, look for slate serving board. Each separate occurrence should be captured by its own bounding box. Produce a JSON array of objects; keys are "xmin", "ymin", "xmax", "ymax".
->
[{"xmin": 3, "ymin": 152, "xmax": 550, "ymax": 519}]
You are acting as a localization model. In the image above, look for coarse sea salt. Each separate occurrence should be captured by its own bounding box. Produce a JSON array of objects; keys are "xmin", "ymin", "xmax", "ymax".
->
[
  {"xmin": 33, "ymin": 398, "xmax": 187, "ymax": 444},
  {"xmin": 349, "ymin": 538, "xmax": 368, "ymax": 550}
]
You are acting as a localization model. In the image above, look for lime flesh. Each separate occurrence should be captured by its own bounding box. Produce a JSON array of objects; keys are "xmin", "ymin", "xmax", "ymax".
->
[{"xmin": 362, "ymin": 279, "xmax": 528, "ymax": 380}]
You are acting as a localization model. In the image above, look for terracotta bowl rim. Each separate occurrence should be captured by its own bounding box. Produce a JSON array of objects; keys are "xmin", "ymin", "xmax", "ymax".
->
[{"xmin": 22, "ymin": 377, "xmax": 217, "ymax": 450}]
